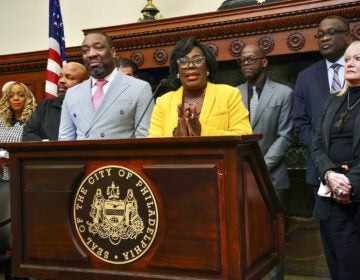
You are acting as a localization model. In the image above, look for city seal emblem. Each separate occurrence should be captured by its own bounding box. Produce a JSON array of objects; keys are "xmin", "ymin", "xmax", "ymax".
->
[{"xmin": 73, "ymin": 165, "xmax": 159, "ymax": 264}]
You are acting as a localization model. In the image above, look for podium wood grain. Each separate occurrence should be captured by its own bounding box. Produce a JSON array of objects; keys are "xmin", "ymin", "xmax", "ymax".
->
[{"xmin": 3, "ymin": 136, "xmax": 283, "ymax": 280}]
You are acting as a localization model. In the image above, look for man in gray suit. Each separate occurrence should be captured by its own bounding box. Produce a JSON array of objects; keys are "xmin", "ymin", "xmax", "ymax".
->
[
  {"xmin": 237, "ymin": 44, "xmax": 293, "ymax": 280},
  {"xmin": 59, "ymin": 31, "xmax": 154, "ymax": 140}
]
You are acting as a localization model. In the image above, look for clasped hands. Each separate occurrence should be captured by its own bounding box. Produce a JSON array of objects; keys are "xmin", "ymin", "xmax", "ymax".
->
[
  {"xmin": 326, "ymin": 171, "xmax": 352, "ymax": 203},
  {"xmin": 173, "ymin": 103, "xmax": 201, "ymax": 136}
]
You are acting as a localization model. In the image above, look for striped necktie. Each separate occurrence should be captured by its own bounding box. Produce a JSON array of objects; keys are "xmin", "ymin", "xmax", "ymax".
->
[
  {"xmin": 330, "ymin": 63, "xmax": 342, "ymax": 93},
  {"xmin": 250, "ymin": 86, "xmax": 258, "ymax": 124}
]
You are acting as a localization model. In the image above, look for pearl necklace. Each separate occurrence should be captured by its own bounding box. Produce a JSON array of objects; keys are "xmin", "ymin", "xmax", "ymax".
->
[{"xmin": 184, "ymin": 91, "xmax": 205, "ymax": 105}]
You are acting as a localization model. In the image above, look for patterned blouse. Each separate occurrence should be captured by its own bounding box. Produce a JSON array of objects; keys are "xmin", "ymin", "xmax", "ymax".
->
[{"xmin": 0, "ymin": 117, "xmax": 25, "ymax": 180}]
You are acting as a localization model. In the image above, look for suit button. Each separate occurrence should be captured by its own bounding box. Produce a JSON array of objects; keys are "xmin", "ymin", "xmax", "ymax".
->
[
  {"xmin": 120, "ymin": 110, "xmax": 124, "ymax": 115},
  {"xmin": 85, "ymin": 133, "xmax": 89, "ymax": 138},
  {"xmin": 100, "ymin": 133, "xmax": 105, "ymax": 138},
  {"xmin": 73, "ymin": 113, "xmax": 77, "ymax": 118}
]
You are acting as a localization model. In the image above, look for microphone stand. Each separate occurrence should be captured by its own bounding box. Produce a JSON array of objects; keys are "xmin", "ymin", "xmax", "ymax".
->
[{"xmin": 130, "ymin": 79, "xmax": 167, "ymax": 138}]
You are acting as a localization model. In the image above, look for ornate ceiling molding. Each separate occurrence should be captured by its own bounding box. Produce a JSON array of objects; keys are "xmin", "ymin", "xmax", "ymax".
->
[
  {"xmin": 0, "ymin": 48, "xmax": 82, "ymax": 75},
  {"xmin": 108, "ymin": 1, "xmax": 359, "ymax": 51}
]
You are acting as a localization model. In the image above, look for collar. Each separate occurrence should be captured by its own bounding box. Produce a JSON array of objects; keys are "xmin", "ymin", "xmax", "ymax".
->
[
  {"xmin": 326, "ymin": 56, "xmax": 345, "ymax": 70},
  {"xmin": 90, "ymin": 68, "xmax": 117, "ymax": 88},
  {"xmin": 11, "ymin": 117, "xmax": 23, "ymax": 126},
  {"xmin": 248, "ymin": 77, "xmax": 267, "ymax": 93},
  {"xmin": 50, "ymin": 96, "xmax": 64, "ymax": 108}
]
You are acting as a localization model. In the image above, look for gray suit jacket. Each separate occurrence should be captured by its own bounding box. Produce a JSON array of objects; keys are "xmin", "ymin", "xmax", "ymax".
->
[
  {"xmin": 238, "ymin": 78, "xmax": 293, "ymax": 190},
  {"xmin": 59, "ymin": 71, "xmax": 153, "ymax": 140}
]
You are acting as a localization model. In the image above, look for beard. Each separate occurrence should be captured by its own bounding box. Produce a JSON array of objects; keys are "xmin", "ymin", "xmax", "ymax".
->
[
  {"xmin": 84, "ymin": 57, "xmax": 115, "ymax": 79},
  {"xmin": 57, "ymin": 90, "xmax": 66, "ymax": 99},
  {"xmin": 87, "ymin": 64, "xmax": 108, "ymax": 79},
  {"xmin": 243, "ymin": 67, "xmax": 262, "ymax": 82}
]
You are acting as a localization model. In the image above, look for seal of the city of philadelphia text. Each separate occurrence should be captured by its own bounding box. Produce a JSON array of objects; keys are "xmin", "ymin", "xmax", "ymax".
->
[{"xmin": 73, "ymin": 165, "xmax": 159, "ymax": 264}]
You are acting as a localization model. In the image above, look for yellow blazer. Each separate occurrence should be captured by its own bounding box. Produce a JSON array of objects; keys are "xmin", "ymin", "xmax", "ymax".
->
[{"xmin": 148, "ymin": 82, "xmax": 252, "ymax": 137}]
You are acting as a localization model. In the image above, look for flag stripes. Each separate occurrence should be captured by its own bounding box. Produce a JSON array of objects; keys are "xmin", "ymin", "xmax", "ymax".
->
[{"xmin": 45, "ymin": 0, "xmax": 66, "ymax": 99}]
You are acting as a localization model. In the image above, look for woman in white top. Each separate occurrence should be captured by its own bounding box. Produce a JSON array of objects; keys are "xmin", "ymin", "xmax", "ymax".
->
[{"xmin": 0, "ymin": 81, "xmax": 36, "ymax": 253}]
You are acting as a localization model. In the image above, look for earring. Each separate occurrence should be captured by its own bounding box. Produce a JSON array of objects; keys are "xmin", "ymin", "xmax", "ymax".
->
[
  {"xmin": 176, "ymin": 73, "xmax": 180, "ymax": 79},
  {"xmin": 206, "ymin": 71, "xmax": 209, "ymax": 77}
]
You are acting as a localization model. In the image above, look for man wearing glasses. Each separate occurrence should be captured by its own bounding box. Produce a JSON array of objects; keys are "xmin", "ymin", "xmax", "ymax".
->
[
  {"xmin": 237, "ymin": 44, "xmax": 293, "ymax": 280},
  {"xmin": 292, "ymin": 15, "xmax": 350, "ymax": 280}
]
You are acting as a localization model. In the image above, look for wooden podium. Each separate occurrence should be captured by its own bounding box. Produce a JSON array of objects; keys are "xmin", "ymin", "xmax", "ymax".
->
[{"xmin": 3, "ymin": 136, "xmax": 283, "ymax": 280}]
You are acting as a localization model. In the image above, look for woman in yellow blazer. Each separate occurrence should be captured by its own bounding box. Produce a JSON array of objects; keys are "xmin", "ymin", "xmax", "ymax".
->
[{"xmin": 149, "ymin": 37, "xmax": 252, "ymax": 137}]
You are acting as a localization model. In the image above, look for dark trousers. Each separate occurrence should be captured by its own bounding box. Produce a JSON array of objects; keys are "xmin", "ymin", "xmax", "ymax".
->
[
  {"xmin": 269, "ymin": 189, "xmax": 285, "ymax": 280},
  {"xmin": 0, "ymin": 180, "xmax": 11, "ymax": 254},
  {"xmin": 319, "ymin": 199, "xmax": 360, "ymax": 280}
]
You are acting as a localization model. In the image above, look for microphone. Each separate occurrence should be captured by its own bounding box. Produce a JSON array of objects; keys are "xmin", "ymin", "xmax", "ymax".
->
[{"xmin": 130, "ymin": 78, "xmax": 168, "ymax": 138}]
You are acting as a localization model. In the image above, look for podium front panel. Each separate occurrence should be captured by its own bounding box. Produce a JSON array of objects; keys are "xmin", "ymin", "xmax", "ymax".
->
[{"xmin": 3, "ymin": 136, "xmax": 283, "ymax": 280}]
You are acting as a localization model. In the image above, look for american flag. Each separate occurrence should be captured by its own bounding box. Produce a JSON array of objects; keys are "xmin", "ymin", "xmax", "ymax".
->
[{"xmin": 45, "ymin": 0, "xmax": 66, "ymax": 99}]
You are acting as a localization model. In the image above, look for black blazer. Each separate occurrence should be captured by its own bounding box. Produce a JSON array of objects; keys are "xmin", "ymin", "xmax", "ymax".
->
[
  {"xmin": 293, "ymin": 60, "xmax": 331, "ymax": 185},
  {"xmin": 311, "ymin": 92, "xmax": 360, "ymax": 219},
  {"xmin": 22, "ymin": 97, "xmax": 63, "ymax": 141}
]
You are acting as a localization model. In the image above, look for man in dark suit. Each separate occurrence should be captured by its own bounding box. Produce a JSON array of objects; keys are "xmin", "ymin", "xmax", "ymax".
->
[
  {"xmin": 293, "ymin": 15, "xmax": 350, "ymax": 279},
  {"xmin": 22, "ymin": 62, "xmax": 89, "ymax": 141},
  {"xmin": 238, "ymin": 44, "xmax": 293, "ymax": 280}
]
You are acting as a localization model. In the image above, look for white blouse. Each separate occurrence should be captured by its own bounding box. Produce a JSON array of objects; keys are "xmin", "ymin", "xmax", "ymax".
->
[{"xmin": 0, "ymin": 118, "xmax": 25, "ymax": 180}]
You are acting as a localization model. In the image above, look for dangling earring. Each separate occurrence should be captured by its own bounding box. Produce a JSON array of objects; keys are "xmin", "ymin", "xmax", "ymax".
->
[
  {"xmin": 206, "ymin": 71, "xmax": 209, "ymax": 77},
  {"xmin": 176, "ymin": 73, "xmax": 180, "ymax": 79}
]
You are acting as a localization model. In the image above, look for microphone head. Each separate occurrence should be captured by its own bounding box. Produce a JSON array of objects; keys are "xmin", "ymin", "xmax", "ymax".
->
[{"xmin": 159, "ymin": 78, "xmax": 168, "ymax": 86}]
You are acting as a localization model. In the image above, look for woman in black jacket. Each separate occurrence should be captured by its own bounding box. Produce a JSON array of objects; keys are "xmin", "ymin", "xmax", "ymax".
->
[{"xmin": 311, "ymin": 40, "xmax": 360, "ymax": 280}]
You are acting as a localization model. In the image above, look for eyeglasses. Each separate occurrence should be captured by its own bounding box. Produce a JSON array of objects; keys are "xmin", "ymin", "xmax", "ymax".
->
[
  {"xmin": 314, "ymin": 29, "xmax": 348, "ymax": 40},
  {"xmin": 237, "ymin": 56, "xmax": 264, "ymax": 65},
  {"xmin": 177, "ymin": 55, "xmax": 206, "ymax": 68}
]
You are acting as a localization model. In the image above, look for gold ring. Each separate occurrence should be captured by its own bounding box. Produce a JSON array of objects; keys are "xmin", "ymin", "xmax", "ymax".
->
[{"xmin": 337, "ymin": 189, "xmax": 343, "ymax": 195}]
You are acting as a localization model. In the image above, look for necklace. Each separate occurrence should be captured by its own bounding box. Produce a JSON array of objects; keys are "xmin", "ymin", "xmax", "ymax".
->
[
  {"xmin": 184, "ymin": 91, "xmax": 205, "ymax": 105},
  {"xmin": 335, "ymin": 91, "xmax": 360, "ymax": 130}
]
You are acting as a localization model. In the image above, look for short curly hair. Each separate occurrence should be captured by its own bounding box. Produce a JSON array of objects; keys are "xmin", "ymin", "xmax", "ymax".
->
[
  {"xmin": 0, "ymin": 82, "xmax": 37, "ymax": 128},
  {"xmin": 167, "ymin": 37, "xmax": 218, "ymax": 90}
]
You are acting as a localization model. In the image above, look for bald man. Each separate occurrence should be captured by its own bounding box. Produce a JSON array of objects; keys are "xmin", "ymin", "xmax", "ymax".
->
[
  {"xmin": 22, "ymin": 62, "xmax": 89, "ymax": 141},
  {"xmin": 237, "ymin": 44, "xmax": 293, "ymax": 280}
]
